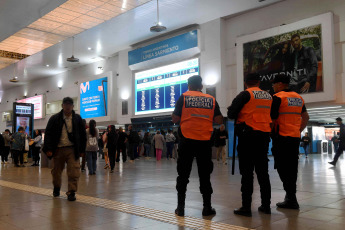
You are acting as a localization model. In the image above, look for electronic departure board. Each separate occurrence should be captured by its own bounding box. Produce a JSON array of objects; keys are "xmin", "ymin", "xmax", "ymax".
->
[{"xmin": 135, "ymin": 58, "xmax": 199, "ymax": 115}]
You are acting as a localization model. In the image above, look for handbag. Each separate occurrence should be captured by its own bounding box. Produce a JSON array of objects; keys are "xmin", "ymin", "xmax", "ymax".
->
[
  {"xmin": 103, "ymin": 143, "xmax": 108, "ymax": 153},
  {"xmin": 25, "ymin": 137, "xmax": 29, "ymax": 151},
  {"xmin": 300, "ymin": 142, "xmax": 305, "ymax": 147}
]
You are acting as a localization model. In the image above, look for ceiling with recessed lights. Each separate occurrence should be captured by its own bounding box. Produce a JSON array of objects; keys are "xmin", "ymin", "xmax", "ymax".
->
[{"xmin": 0, "ymin": 0, "xmax": 285, "ymax": 91}]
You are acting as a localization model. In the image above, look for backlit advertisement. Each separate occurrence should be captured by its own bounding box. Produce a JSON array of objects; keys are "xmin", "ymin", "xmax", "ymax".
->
[
  {"xmin": 135, "ymin": 58, "xmax": 199, "ymax": 115},
  {"xmin": 80, "ymin": 77, "xmax": 108, "ymax": 119},
  {"xmin": 17, "ymin": 95, "xmax": 43, "ymax": 119}
]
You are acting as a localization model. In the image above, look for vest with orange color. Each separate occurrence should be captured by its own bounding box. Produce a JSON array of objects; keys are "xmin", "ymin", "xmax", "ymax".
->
[
  {"xmin": 237, "ymin": 87, "xmax": 272, "ymax": 132},
  {"xmin": 274, "ymin": 91, "xmax": 304, "ymax": 138},
  {"xmin": 180, "ymin": 91, "xmax": 215, "ymax": 141}
]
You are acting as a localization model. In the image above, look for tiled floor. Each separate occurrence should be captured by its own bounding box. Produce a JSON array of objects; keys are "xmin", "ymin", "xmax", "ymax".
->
[{"xmin": 0, "ymin": 152, "xmax": 344, "ymax": 230}]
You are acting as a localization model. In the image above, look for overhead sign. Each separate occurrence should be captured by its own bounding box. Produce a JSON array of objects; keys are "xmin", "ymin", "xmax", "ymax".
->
[
  {"xmin": 128, "ymin": 30, "xmax": 198, "ymax": 66},
  {"xmin": 135, "ymin": 58, "xmax": 199, "ymax": 115},
  {"xmin": 17, "ymin": 95, "xmax": 43, "ymax": 119},
  {"xmin": 80, "ymin": 77, "xmax": 108, "ymax": 119}
]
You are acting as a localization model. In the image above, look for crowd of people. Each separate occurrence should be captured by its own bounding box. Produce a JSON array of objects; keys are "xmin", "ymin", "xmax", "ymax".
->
[{"xmin": 1, "ymin": 74, "xmax": 344, "ymax": 218}]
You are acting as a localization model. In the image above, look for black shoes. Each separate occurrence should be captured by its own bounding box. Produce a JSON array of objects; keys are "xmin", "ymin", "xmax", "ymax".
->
[
  {"xmin": 202, "ymin": 206, "xmax": 216, "ymax": 216},
  {"xmin": 67, "ymin": 191, "xmax": 76, "ymax": 201},
  {"xmin": 276, "ymin": 200, "xmax": 299, "ymax": 209},
  {"xmin": 258, "ymin": 205, "xmax": 271, "ymax": 214},
  {"xmin": 328, "ymin": 161, "xmax": 336, "ymax": 166},
  {"xmin": 53, "ymin": 187, "xmax": 60, "ymax": 197},
  {"xmin": 234, "ymin": 207, "xmax": 252, "ymax": 217},
  {"xmin": 175, "ymin": 206, "xmax": 185, "ymax": 217}
]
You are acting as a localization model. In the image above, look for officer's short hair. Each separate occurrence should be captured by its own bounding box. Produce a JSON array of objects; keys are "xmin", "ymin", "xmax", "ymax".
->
[
  {"xmin": 188, "ymin": 75, "xmax": 202, "ymax": 89},
  {"xmin": 245, "ymin": 73, "xmax": 261, "ymax": 86},
  {"xmin": 336, "ymin": 117, "xmax": 342, "ymax": 122},
  {"xmin": 272, "ymin": 74, "xmax": 290, "ymax": 84}
]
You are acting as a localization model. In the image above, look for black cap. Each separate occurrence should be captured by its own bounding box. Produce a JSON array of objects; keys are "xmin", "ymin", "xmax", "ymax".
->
[
  {"xmin": 188, "ymin": 75, "xmax": 202, "ymax": 88},
  {"xmin": 62, "ymin": 97, "xmax": 74, "ymax": 105},
  {"xmin": 336, "ymin": 117, "xmax": 342, "ymax": 122},
  {"xmin": 245, "ymin": 73, "xmax": 260, "ymax": 82},
  {"xmin": 272, "ymin": 74, "xmax": 290, "ymax": 84}
]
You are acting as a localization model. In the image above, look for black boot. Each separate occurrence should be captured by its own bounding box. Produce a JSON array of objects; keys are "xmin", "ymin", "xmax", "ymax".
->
[
  {"xmin": 202, "ymin": 195, "xmax": 216, "ymax": 216},
  {"xmin": 175, "ymin": 194, "xmax": 185, "ymax": 216},
  {"xmin": 234, "ymin": 206, "xmax": 252, "ymax": 217},
  {"xmin": 276, "ymin": 193, "xmax": 299, "ymax": 209},
  {"xmin": 53, "ymin": 187, "xmax": 60, "ymax": 197},
  {"xmin": 67, "ymin": 191, "xmax": 76, "ymax": 201},
  {"xmin": 258, "ymin": 205, "xmax": 271, "ymax": 214}
]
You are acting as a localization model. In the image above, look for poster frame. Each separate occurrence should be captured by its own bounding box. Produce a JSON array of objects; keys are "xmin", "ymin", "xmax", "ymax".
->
[{"xmin": 236, "ymin": 12, "xmax": 335, "ymax": 103}]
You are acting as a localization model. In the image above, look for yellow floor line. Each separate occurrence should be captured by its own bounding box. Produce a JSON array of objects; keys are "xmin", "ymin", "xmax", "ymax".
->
[{"xmin": 0, "ymin": 180, "xmax": 252, "ymax": 230}]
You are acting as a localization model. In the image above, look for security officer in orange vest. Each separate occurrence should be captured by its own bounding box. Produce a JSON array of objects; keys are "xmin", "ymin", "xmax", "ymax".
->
[
  {"xmin": 172, "ymin": 75, "xmax": 223, "ymax": 217},
  {"xmin": 227, "ymin": 73, "xmax": 273, "ymax": 217},
  {"xmin": 271, "ymin": 74, "xmax": 309, "ymax": 209}
]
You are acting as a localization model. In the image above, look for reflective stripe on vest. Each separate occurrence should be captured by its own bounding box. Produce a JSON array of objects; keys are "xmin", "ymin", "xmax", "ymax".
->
[
  {"xmin": 180, "ymin": 91, "xmax": 215, "ymax": 141},
  {"xmin": 274, "ymin": 91, "xmax": 304, "ymax": 138},
  {"xmin": 237, "ymin": 87, "xmax": 272, "ymax": 132}
]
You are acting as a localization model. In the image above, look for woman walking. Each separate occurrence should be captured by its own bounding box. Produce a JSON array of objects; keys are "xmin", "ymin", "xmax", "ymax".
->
[
  {"xmin": 86, "ymin": 120, "xmax": 99, "ymax": 175},
  {"xmin": 32, "ymin": 130, "xmax": 42, "ymax": 166},
  {"xmin": 107, "ymin": 125, "xmax": 118, "ymax": 173},
  {"xmin": 103, "ymin": 131, "xmax": 110, "ymax": 169},
  {"xmin": 154, "ymin": 131, "xmax": 165, "ymax": 161}
]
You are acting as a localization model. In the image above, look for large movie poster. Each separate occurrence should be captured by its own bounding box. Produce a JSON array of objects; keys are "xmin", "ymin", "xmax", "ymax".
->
[{"xmin": 243, "ymin": 24, "xmax": 322, "ymax": 95}]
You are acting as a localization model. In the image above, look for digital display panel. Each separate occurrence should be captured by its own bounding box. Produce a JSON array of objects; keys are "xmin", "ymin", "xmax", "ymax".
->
[
  {"xmin": 135, "ymin": 58, "xmax": 199, "ymax": 115},
  {"xmin": 15, "ymin": 105, "xmax": 32, "ymax": 115},
  {"xmin": 16, "ymin": 116, "xmax": 30, "ymax": 134},
  {"xmin": 17, "ymin": 95, "xmax": 43, "ymax": 119},
  {"xmin": 80, "ymin": 77, "xmax": 108, "ymax": 119}
]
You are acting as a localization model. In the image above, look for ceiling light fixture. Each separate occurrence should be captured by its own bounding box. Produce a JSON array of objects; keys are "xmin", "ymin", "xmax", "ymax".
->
[
  {"xmin": 66, "ymin": 37, "xmax": 79, "ymax": 62},
  {"xmin": 9, "ymin": 65, "xmax": 19, "ymax": 83},
  {"xmin": 46, "ymin": 64, "xmax": 49, "ymax": 67},
  {"xmin": 150, "ymin": 0, "xmax": 166, "ymax": 32}
]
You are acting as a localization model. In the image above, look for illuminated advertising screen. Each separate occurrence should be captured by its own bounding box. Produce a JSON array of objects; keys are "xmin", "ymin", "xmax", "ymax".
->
[
  {"xmin": 16, "ymin": 116, "xmax": 30, "ymax": 134},
  {"xmin": 80, "ymin": 77, "xmax": 108, "ymax": 119},
  {"xmin": 135, "ymin": 58, "xmax": 199, "ymax": 115},
  {"xmin": 15, "ymin": 105, "xmax": 32, "ymax": 115},
  {"xmin": 17, "ymin": 95, "xmax": 43, "ymax": 119}
]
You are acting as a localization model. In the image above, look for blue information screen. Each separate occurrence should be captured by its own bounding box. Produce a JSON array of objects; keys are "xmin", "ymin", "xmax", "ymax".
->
[
  {"xmin": 135, "ymin": 58, "xmax": 199, "ymax": 115},
  {"xmin": 80, "ymin": 77, "xmax": 108, "ymax": 119}
]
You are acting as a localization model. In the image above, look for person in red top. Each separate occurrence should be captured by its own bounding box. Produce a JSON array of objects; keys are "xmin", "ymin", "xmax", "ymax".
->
[
  {"xmin": 172, "ymin": 75, "xmax": 223, "ymax": 217},
  {"xmin": 227, "ymin": 73, "xmax": 273, "ymax": 217},
  {"xmin": 271, "ymin": 74, "xmax": 309, "ymax": 209}
]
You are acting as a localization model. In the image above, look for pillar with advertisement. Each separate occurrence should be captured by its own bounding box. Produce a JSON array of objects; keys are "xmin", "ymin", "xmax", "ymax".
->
[{"xmin": 12, "ymin": 102, "xmax": 34, "ymax": 138}]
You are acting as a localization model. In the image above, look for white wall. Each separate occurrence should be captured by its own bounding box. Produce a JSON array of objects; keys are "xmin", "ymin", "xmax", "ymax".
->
[
  {"xmin": 0, "ymin": 56, "xmax": 119, "ymax": 131},
  {"xmin": 223, "ymin": 0, "xmax": 345, "ymax": 106}
]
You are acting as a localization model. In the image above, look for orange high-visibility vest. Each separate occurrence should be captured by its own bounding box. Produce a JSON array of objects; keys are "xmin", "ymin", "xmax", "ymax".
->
[
  {"xmin": 237, "ymin": 87, "xmax": 272, "ymax": 132},
  {"xmin": 180, "ymin": 91, "xmax": 215, "ymax": 141},
  {"xmin": 274, "ymin": 91, "xmax": 304, "ymax": 138}
]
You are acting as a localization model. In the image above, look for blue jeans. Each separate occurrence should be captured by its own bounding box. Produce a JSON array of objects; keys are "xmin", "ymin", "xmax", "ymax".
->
[
  {"xmin": 303, "ymin": 144, "xmax": 309, "ymax": 156},
  {"xmin": 144, "ymin": 144, "xmax": 151, "ymax": 157},
  {"xmin": 166, "ymin": 142, "xmax": 174, "ymax": 159},
  {"xmin": 86, "ymin": 151, "xmax": 97, "ymax": 174}
]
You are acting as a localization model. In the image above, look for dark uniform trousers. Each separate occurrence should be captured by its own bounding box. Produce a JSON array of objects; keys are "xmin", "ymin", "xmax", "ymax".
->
[
  {"xmin": 237, "ymin": 129, "xmax": 271, "ymax": 208},
  {"xmin": 116, "ymin": 144, "xmax": 127, "ymax": 162},
  {"xmin": 332, "ymin": 144, "xmax": 345, "ymax": 164},
  {"xmin": 272, "ymin": 135, "xmax": 300, "ymax": 196},
  {"xmin": 52, "ymin": 146, "xmax": 80, "ymax": 193},
  {"xmin": 176, "ymin": 138, "xmax": 214, "ymax": 197}
]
